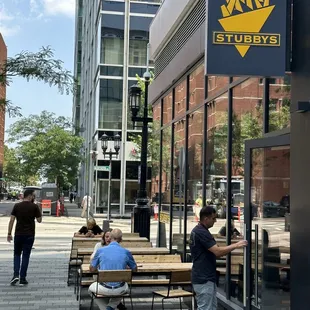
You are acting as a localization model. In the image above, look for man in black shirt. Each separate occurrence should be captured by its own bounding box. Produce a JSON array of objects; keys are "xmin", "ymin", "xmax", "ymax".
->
[
  {"xmin": 189, "ymin": 206, "xmax": 247, "ymax": 310},
  {"xmin": 7, "ymin": 189, "xmax": 42, "ymax": 286}
]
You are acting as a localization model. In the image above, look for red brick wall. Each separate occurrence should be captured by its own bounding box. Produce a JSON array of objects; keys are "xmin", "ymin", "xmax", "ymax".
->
[{"xmin": 0, "ymin": 34, "xmax": 6, "ymax": 176}]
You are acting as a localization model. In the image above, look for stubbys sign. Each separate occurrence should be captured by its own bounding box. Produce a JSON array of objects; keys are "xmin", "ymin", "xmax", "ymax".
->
[{"xmin": 205, "ymin": 0, "xmax": 288, "ymax": 76}]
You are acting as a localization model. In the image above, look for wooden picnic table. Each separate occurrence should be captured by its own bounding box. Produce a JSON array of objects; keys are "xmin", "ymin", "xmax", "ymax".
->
[
  {"xmin": 81, "ymin": 262, "xmax": 192, "ymax": 274},
  {"xmin": 78, "ymin": 247, "xmax": 170, "ymax": 256},
  {"xmin": 73, "ymin": 237, "xmax": 148, "ymax": 242}
]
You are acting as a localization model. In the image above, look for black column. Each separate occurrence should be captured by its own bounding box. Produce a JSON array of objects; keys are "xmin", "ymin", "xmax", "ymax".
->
[
  {"xmin": 290, "ymin": 1, "xmax": 310, "ymax": 309},
  {"xmin": 133, "ymin": 77, "xmax": 151, "ymax": 240}
]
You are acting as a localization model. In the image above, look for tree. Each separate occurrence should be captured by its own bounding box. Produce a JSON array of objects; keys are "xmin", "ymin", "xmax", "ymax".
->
[
  {"xmin": 7, "ymin": 111, "xmax": 83, "ymax": 189},
  {"xmin": 3, "ymin": 146, "xmax": 39, "ymax": 186},
  {"xmin": 129, "ymin": 73, "xmax": 176, "ymax": 179},
  {"xmin": 209, "ymin": 107, "xmax": 262, "ymax": 176},
  {"xmin": 0, "ymin": 46, "xmax": 75, "ymax": 117}
]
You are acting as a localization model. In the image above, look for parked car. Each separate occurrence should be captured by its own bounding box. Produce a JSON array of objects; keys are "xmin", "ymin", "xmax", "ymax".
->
[{"xmin": 263, "ymin": 201, "xmax": 286, "ymax": 218}]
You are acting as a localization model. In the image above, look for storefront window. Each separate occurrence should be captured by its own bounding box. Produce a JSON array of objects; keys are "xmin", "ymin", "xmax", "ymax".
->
[
  {"xmin": 160, "ymin": 126, "xmax": 172, "ymax": 247},
  {"xmin": 231, "ymin": 78, "xmax": 263, "ymax": 304},
  {"xmin": 269, "ymin": 75, "xmax": 291, "ymax": 131},
  {"xmin": 187, "ymin": 107, "xmax": 204, "ymax": 248},
  {"xmin": 153, "ymin": 102, "xmax": 161, "ymax": 122},
  {"xmin": 249, "ymin": 146, "xmax": 290, "ymax": 309},
  {"xmin": 189, "ymin": 64, "xmax": 204, "ymax": 109},
  {"xmin": 206, "ymin": 92, "xmax": 228, "ymax": 292},
  {"xmin": 175, "ymin": 79, "xmax": 187, "ymax": 118},
  {"xmin": 172, "ymin": 119, "xmax": 186, "ymax": 257},
  {"xmin": 162, "ymin": 92, "xmax": 172, "ymax": 125},
  {"xmin": 151, "ymin": 103, "xmax": 161, "ymax": 202},
  {"xmin": 208, "ymin": 76, "xmax": 229, "ymax": 97},
  {"xmin": 232, "ymin": 77, "xmax": 263, "ymax": 175}
]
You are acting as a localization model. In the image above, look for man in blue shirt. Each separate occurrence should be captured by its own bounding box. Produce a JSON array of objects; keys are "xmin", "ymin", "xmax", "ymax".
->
[{"xmin": 89, "ymin": 228, "xmax": 137, "ymax": 310}]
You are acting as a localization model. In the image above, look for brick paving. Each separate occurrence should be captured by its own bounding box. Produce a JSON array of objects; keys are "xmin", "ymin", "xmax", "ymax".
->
[{"xmin": 0, "ymin": 202, "xmax": 192, "ymax": 310}]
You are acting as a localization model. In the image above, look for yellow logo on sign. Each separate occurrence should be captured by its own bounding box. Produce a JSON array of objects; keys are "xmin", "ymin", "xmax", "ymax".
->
[{"xmin": 214, "ymin": 0, "xmax": 278, "ymax": 57}]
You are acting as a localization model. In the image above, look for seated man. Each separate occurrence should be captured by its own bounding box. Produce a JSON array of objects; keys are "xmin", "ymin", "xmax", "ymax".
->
[
  {"xmin": 89, "ymin": 228, "xmax": 137, "ymax": 310},
  {"xmin": 218, "ymin": 220, "xmax": 241, "ymax": 239},
  {"xmin": 74, "ymin": 219, "xmax": 103, "ymax": 237}
]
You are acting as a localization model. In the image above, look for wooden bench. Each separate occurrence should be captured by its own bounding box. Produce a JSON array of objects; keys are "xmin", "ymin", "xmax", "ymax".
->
[
  {"xmin": 78, "ymin": 255, "xmax": 184, "ymax": 291},
  {"xmin": 68, "ymin": 239, "xmax": 151, "ymax": 286},
  {"xmin": 82, "ymin": 253, "xmax": 181, "ymax": 265}
]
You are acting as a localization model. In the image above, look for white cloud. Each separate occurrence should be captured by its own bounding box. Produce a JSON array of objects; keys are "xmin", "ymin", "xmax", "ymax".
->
[
  {"xmin": 0, "ymin": 7, "xmax": 14, "ymax": 21},
  {"xmin": 43, "ymin": 0, "xmax": 75, "ymax": 17},
  {"xmin": 30, "ymin": 0, "xmax": 39, "ymax": 13},
  {"xmin": 0, "ymin": 24, "xmax": 20, "ymax": 37},
  {"xmin": 0, "ymin": 6, "xmax": 20, "ymax": 37}
]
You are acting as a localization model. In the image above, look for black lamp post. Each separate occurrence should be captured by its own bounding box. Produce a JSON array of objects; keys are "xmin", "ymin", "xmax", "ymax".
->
[
  {"xmin": 100, "ymin": 132, "xmax": 121, "ymax": 221},
  {"xmin": 129, "ymin": 71, "xmax": 152, "ymax": 240}
]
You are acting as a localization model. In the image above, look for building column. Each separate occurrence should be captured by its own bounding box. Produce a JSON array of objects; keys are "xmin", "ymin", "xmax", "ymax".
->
[
  {"xmin": 290, "ymin": 1, "xmax": 310, "ymax": 309},
  {"xmin": 119, "ymin": 0, "xmax": 130, "ymax": 217}
]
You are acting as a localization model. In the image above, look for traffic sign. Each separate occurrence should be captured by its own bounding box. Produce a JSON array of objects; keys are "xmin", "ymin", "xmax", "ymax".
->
[{"xmin": 95, "ymin": 166, "xmax": 110, "ymax": 171}]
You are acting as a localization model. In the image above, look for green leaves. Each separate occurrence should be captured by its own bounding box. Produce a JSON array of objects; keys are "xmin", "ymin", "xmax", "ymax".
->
[
  {"xmin": 6, "ymin": 111, "xmax": 83, "ymax": 188},
  {"xmin": 0, "ymin": 46, "xmax": 75, "ymax": 117}
]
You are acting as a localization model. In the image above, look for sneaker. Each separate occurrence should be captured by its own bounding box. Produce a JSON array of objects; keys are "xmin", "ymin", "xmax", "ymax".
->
[
  {"xmin": 10, "ymin": 276, "xmax": 19, "ymax": 286},
  {"xmin": 19, "ymin": 279, "xmax": 28, "ymax": 286}
]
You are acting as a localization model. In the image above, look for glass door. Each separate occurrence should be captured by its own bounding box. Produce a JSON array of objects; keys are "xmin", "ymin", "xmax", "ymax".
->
[{"xmin": 244, "ymin": 134, "xmax": 290, "ymax": 310}]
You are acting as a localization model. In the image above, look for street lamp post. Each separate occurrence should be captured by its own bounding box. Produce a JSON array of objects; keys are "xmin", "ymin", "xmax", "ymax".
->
[
  {"xmin": 100, "ymin": 133, "xmax": 121, "ymax": 221},
  {"xmin": 129, "ymin": 71, "xmax": 152, "ymax": 240}
]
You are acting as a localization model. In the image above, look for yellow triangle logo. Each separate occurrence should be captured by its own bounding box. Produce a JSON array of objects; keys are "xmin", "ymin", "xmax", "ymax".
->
[{"xmin": 218, "ymin": 3, "xmax": 275, "ymax": 57}]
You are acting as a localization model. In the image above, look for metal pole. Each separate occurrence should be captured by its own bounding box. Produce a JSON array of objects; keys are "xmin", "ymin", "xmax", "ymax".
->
[
  {"xmin": 179, "ymin": 164, "xmax": 182, "ymax": 234},
  {"xmin": 226, "ymin": 77, "xmax": 233, "ymax": 299},
  {"xmin": 107, "ymin": 153, "xmax": 112, "ymax": 221},
  {"xmin": 94, "ymin": 156, "xmax": 98, "ymax": 213},
  {"xmin": 133, "ymin": 43, "xmax": 151, "ymax": 239}
]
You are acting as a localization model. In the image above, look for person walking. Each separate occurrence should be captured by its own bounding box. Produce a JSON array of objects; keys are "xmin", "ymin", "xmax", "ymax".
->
[
  {"xmin": 189, "ymin": 206, "xmax": 247, "ymax": 310},
  {"xmin": 81, "ymin": 194, "xmax": 92, "ymax": 218},
  {"xmin": 7, "ymin": 189, "xmax": 42, "ymax": 286}
]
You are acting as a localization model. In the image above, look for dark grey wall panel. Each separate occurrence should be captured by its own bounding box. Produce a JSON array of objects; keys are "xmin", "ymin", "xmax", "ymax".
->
[
  {"xmin": 149, "ymin": 22, "xmax": 205, "ymax": 104},
  {"xmin": 290, "ymin": 1, "xmax": 310, "ymax": 309}
]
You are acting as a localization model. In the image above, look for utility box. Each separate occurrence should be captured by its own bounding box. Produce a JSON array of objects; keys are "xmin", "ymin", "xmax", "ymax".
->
[{"xmin": 41, "ymin": 183, "xmax": 58, "ymax": 215}]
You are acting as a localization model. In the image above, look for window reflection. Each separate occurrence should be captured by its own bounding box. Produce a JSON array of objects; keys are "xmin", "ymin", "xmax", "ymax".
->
[
  {"xmin": 162, "ymin": 92, "xmax": 172, "ymax": 125},
  {"xmin": 189, "ymin": 64, "xmax": 204, "ymax": 109},
  {"xmin": 250, "ymin": 146, "xmax": 290, "ymax": 309},
  {"xmin": 187, "ymin": 108, "xmax": 204, "ymax": 255},
  {"xmin": 206, "ymin": 93, "xmax": 229, "ymax": 293},
  {"xmin": 160, "ymin": 127, "xmax": 172, "ymax": 248},
  {"xmin": 98, "ymin": 79, "xmax": 123, "ymax": 129},
  {"xmin": 129, "ymin": 16, "xmax": 152, "ymax": 66},
  {"xmin": 151, "ymin": 103, "xmax": 161, "ymax": 203},
  {"xmin": 175, "ymin": 80, "xmax": 187, "ymax": 118},
  {"xmin": 101, "ymin": 14, "xmax": 124, "ymax": 65},
  {"xmin": 269, "ymin": 75, "xmax": 291, "ymax": 131},
  {"xmin": 172, "ymin": 119, "xmax": 186, "ymax": 257}
]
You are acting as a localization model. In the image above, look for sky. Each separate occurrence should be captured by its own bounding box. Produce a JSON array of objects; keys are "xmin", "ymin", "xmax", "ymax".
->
[{"xmin": 0, "ymin": 0, "xmax": 75, "ymax": 137}]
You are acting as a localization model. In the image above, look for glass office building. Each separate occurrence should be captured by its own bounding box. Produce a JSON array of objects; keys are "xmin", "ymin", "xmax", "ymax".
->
[
  {"xmin": 149, "ymin": 0, "xmax": 293, "ymax": 309},
  {"xmin": 73, "ymin": 0, "xmax": 161, "ymax": 216}
]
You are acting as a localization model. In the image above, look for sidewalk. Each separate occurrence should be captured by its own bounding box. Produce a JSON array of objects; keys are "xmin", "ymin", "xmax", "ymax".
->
[
  {"xmin": 0, "ymin": 208, "xmax": 82, "ymax": 310},
  {"xmin": 0, "ymin": 202, "xmax": 191, "ymax": 309}
]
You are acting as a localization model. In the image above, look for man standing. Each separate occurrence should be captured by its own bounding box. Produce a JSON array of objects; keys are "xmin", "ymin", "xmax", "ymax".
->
[
  {"xmin": 7, "ymin": 189, "xmax": 42, "ymax": 286},
  {"xmin": 89, "ymin": 228, "xmax": 137, "ymax": 310},
  {"xmin": 81, "ymin": 194, "xmax": 92, "ymax": 218},
  {"xmin": 189, "ymin": 206, "xmax": 247, "ymax": 310}
]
